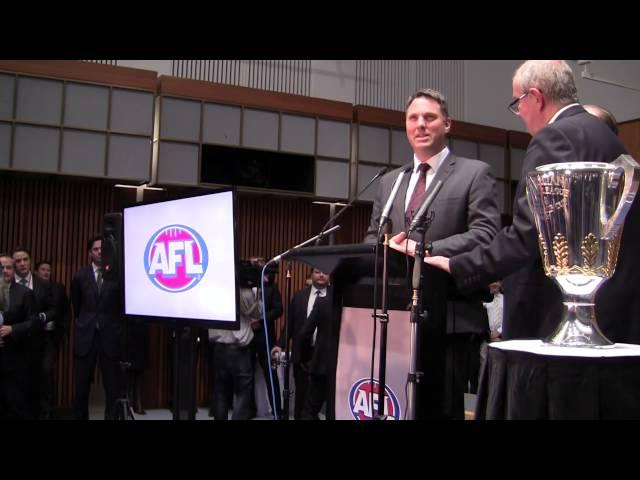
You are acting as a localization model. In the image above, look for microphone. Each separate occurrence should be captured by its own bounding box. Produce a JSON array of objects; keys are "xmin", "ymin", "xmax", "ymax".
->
[
  {"xmin": 407, "ymin": 179, "xmax": 444, "ymax": 235},
  {"xmin": 315, "ymin": 166, "xmax": 389, "ymax": 245},
  {"xmin": 378, "ymin": 165, "xmax": 412, "ymax": 238},
  {"xmin": 268, "ymin": 225, "xmax": 341, "ymax": 264}
]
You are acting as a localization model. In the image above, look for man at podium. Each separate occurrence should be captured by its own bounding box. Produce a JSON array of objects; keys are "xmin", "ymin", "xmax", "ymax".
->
[{"xmin": 363, "ymin": 88, "xmax": 500, "ymax": 419}]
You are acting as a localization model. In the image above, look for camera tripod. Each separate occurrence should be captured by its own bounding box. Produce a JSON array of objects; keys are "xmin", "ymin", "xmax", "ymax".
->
[{"xmin": 113, "ymin": 360, "xmax": 135, "ymax": 421}]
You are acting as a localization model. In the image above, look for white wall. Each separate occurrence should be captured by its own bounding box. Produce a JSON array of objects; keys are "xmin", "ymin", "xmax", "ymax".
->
[
  {"xmin": 573, "ymin": 60, "xmax": 640, "ymax": 123},
  {"xmin": 113, "ymin": 59, "xmax": 640, "ymax": 132},
  {"xmin": 310, "ymin": 60, "xmax": 357, "ymax": 104},
  {"xmin": 464, "ymin": 60, "xmax": 525, "ymax": 131},
  {"xmin": 117, "ymin": 60, "xmax": 172, "ymax": 76},
  {"xmin": 464, "ymin": 60, "xmax": 640, "ymax": 132}
]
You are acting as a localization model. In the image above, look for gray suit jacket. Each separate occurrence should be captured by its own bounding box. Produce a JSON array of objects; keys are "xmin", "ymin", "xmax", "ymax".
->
[{"xmin": 364, "ymin": 153, "xmax": 500, "ymax": 333}]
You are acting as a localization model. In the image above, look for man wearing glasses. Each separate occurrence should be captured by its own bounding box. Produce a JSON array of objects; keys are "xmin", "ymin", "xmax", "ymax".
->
[{"xmin": 391, "ymin": 60, "xmax": 631, "ymax": 342}]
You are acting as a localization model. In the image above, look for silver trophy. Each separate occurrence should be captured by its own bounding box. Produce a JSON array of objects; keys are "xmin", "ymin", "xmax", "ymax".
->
[{"xmin": 526, "ymin": 155, "xmax": 640, "ymax": 347}]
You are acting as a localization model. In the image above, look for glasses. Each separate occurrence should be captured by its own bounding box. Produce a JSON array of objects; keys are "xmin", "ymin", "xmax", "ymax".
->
[{"xmin": 508, "ymin": 91, "xmax": 529, "ymax": 115}]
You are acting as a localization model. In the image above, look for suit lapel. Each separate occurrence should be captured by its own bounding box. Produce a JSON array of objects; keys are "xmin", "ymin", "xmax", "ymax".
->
[
  {"xmin": 394, "ymin": 165, "xmax": 412, "ymax": 231},
  {"xmin": 425, "ymin": 152, "xmax": 456, "ymax": 198}
]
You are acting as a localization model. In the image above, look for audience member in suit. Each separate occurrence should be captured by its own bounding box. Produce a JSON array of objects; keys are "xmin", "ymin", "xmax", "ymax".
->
[
  {"xmin": 247, "ymin": 256, "xmax": 283, "ymax": 418},
  {"xmin": 71, "ymin": 236, "xmax": 124, "ymax": 420},
  {"xmin": 415, "ymin": 61, "xmax": 631, "ymax": 344},
  {"xmin": 34, "ymin": 260, "xmax": 71, "ymax": 419},
  {"xmin": 272, "ymin": 268, "xmax": 330, "ymax": 419},
  {"xmin": 0, "ymin": 254, "xmax": 37, "ymax": 420},
  {"xmin": 298, "ymin": 280, "xmax": 333, "ymax": 420},
  {"xmin": 365, "ymin": 88, "xmax": 500, "ymax": 419},
  {"xmin": 12, "ymin": 249, "xmax": 59, "ymax": 419}
]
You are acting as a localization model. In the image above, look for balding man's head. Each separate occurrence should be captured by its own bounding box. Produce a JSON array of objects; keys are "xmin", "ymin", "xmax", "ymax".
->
[{"xmin": 584, "ymin": 104, "xmax": 619, "ymax": 135}]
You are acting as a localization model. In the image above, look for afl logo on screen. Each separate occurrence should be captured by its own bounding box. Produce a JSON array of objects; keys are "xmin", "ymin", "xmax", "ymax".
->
[
  {"xmin": 144, "ymin": 225, "xmax": 208, "ymax": 293},
  {"xmin": 348, "ymin": 378, "xmax": 401, "ymax": 420}
]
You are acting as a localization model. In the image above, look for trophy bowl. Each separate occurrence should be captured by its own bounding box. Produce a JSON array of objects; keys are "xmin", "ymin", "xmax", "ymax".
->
[{"xmin": 526, "ymin": 155, "xmax": 640, "ymax": 347}]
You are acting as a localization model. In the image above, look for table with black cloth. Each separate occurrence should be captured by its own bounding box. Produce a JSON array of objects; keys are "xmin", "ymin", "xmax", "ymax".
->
[{"xmin": 475, "ymin": 340, "xmax": 640, "ymax": 420}]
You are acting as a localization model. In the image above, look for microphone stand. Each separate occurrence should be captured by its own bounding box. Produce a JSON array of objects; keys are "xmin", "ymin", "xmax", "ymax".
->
[
  {"xmin": 374, "ymin": 227, "xmax": 392, "ymax": 419},
  {"xmin": 369, "ymin": 166, "xmax": 408, "ymax": 420},
  {"xmin": 406, "ymin": 213, "xmax": 434, "ymax": 419},
  {"xmin": 279, "ymin": 267, "xmax": 293, "ymax": 420},
  {"xmin": 315, "ymin": 167, "xmax": 388, "ymax": 246},
  {"xmin": 261, "ymin": 224, "xmax": 341, "ymax": 420},
  {"xmin": 109, "ymin": 231, "xmax": 135, "ymax": 421}
]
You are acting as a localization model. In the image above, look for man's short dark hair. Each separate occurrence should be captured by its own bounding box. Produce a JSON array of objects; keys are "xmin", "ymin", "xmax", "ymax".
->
[
  {"xmin": 87, "ymin": 235, "xmax": 102, "ymax": 251},
  {"xmin": 405, "ymin": 88, "xmax": 450, "ymax": 120},
  {"xmin": 35, "ymin": 260, "xmax": 52, "ymax": 270},
  {"xmin": 11, "ymin": 246, "xmax": 31, "ymax": 259}
]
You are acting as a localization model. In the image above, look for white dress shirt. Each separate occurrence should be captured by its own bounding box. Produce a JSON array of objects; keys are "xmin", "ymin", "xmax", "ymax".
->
[
  {"xmin": 307, "ymin": 286, "xmax": 327, "ymax": 346},
  {"xmin": 404, "ymin": 146, "xmax": 450, "ymax": 211}
]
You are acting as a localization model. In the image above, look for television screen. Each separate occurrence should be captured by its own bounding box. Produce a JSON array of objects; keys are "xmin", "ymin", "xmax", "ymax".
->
[{"xmin": 123, "ymin": 188, "xmax": 238, "ymax": 329}]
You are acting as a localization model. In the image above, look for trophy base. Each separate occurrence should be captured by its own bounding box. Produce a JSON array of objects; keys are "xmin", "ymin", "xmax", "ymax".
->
[
  {"xmin": 542, "ymin": 299, "xmax": 615, "ymax": 347},
  {"xmin": 544, "ymin": 316, "xmax": 614, "ymax": 348}
]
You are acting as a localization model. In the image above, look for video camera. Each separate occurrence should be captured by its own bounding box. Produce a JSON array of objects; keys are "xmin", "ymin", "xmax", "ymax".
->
[{"xmin": 238, "ymin": 260, "xmax": 278, "ymax": 288}]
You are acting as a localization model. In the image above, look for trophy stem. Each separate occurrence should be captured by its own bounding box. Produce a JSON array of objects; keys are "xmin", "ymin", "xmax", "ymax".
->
[{"xmin": 544, "ymin": 293, "xmax": 614, "ymax": 347}]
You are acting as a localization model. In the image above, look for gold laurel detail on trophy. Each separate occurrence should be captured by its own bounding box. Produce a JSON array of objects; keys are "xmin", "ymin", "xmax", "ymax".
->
[
  {"xmin": 552, "ymin": 233, "xmax": 569, "ymax": 273},
  {"xmin": 606, "ymin": 234, "xmax": 622, "ymax": 277},
  {"xmin": 581, "ymin": 233, "xmax": 598, "ymax": 272},
  {"xmin": 538, "ymin": 234, "xmax": 550, "ymax": 274}
]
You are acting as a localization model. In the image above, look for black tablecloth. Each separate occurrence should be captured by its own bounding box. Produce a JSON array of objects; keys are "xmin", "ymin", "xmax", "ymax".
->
[{"xmin": 475, "ymin": 341, "xmax": 640, "ymax": 420}]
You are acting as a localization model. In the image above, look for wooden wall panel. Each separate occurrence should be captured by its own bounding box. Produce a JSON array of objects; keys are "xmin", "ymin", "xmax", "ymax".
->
[
  {"xmin": 0, "ymin": 173, "xmax": 114, "ymax": 409},
  {"xmin": 0, "ymin": 175, "xmax": 374, "ymax": 412},
  {"xmin": 619, "ymin": 120, "xmax": 640, "ymax": 161}
]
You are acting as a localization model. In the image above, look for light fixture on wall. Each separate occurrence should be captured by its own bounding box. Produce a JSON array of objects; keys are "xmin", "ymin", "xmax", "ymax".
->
[
  {"xmin": 577, "ymin": 60, "xmax": 640, "ymax": 92},
  {"xmin": 114, "ymin": 183, "xmax": 165, "ymax": 191},
  {"xmin": 312, "ymin": 201, "xmax": 348, "ymax": 207}
]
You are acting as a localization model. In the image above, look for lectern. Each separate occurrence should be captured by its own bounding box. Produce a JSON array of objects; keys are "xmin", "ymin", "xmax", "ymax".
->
[{"xmin": 285, "ymin": 244, "xmax": 448, "ymax": 420}]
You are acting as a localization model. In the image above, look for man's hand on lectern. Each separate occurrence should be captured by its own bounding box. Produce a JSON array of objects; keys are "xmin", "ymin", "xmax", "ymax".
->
[
  {"xmin": 390, "ymin": 232, "xmax": 451, "ymax": 273},
  {"xmin": 389, "ymin": 232, "xmax": 416, "ymax": 256}
]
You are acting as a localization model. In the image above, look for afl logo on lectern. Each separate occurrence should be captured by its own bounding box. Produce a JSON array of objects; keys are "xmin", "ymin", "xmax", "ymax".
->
[
  {"xmin": 144, "ymin": 225, "xmax": 208, "ymax": 293},
  {"xmin": 348, "ymin": 378, "xmax": 401, "ymax": 420}
]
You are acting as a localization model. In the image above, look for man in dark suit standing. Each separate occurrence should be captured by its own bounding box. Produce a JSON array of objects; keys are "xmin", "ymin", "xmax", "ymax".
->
[
  {"xmin": 71, "ymin": 236, "xmax": 124, "ymax": 420},
  {"xmin": 417, "ymin": 60, "xmax": 631, "ymax": 343},
  {"xmin": 298, "ymin": 277, "xmax": 333, "ymax": 420},
  {"xmin": 12, "ymin": 248, "xmax": 59, "ymax": 419},
  {"xmin": 35, "ymin": 260, "xmax": 71, "ymax": 419},
  {"xmin": 364, "ymin": 88, "xmax": 500, "ymax": 419},
  {"xmin": 273, "ymin": 268, "xmax": 330, "ymax": 419},
  {"xmin": 0, "ymin": 253, "xmax": 37, "ymax": 419}
]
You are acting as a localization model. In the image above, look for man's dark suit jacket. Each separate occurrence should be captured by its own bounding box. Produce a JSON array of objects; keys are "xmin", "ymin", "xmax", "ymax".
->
[
  {"xmin": 71, "ymin": 265, "xmax": 123, "ymax": 358},
  {"xmin": 364, "ymin": 153, "xmax": 500, "ymax": 334},
  {"xmin": 280, "ymin": 286, "xmax": 313, "ymax": 365},
  {"xmin": 450, "ymin": 105, "xmax": 628, "ymax": 341},
  {"xmin": 252, "ymin": 283, "xmax": 283, "ymax": 348},
  {"xmin": 1, "ymin": 282, "xmax": 37, "ymax": 371},
  {"xmin": 281, "ymin": 286, "xmax": 333, "ymax": 372},
  {"xmin": 50, "ymin": 281, "xmax": 70, "ymax": 343},
  {"xmin": 298, "ymin": 289, "xmax": 333, "ymax": 376},
  {"xmin": 31, "ymin": 276, "xmax": 57, "ymax": 324},
  {"xmin": 29, "ymin": 275, "xmax": 58, "ymax": 347}
]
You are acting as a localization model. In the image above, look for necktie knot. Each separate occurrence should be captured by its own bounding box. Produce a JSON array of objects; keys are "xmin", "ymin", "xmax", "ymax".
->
[
  {"xmin": 20, "ymin": 277, "xmax": 28, "ymax": 286},
  {"xmin": 418, "ymin": 162, "xmax": 430, "ymax": 174},
  {"xmin": 406, "ymin": 163, "xmax": 431, "ymax": 225}
]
